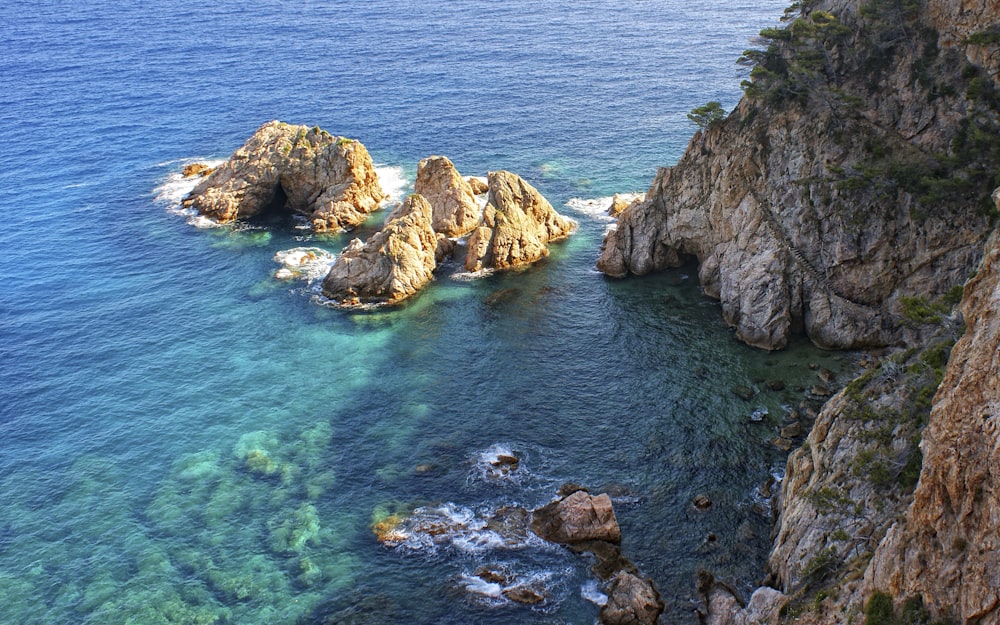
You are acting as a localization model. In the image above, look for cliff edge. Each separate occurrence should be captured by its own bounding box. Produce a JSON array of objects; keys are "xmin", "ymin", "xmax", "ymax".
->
[{"xmin": 599, "ymin": 0, "xmax": 998, "ymax": 350}]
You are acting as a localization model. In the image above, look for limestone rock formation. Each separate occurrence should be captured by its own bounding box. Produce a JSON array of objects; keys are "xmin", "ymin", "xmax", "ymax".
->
[
  {"xmin": 599, "ymin": 571, "xmax": 664, "ymax": 625},
  {"xmin": 597, "ymin": 0, "xmax": 997, "ymax": 350},
  {"xmin": 465, "ymin": 171, "xmax": 575, "ymax": 272},
  {"xmin": 183, "ymin": 121, "xmax": 385, "ymax": 231},
  {"xmin": 530, "ymin": 490, "xmax": 621, "ymax": 545},
  {"xmin": 321, "ymin": 194, "xmax": 437, "ymax": 306},
  {"xmin": 868, "ymin": 224, "xmax": 1000, "ymax": 624},
  {"xmin": 413, "ymin": 156, "xmax": 481, "ymax": 237}
]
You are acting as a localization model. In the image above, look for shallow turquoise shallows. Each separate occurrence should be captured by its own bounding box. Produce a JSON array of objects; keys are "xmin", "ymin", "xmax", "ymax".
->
[{"xmin": 0, "ymin": 1, "xmax": 851, "ymax": 623}]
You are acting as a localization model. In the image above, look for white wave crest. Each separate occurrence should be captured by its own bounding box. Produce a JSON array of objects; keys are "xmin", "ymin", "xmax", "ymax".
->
[
  {"xmin": 458, "ymin": 574, "xmax": 504, "ymax": 599},
  {"xmin": 581, "ymin": 578, "xmax": 608, "ymax": 606},
  {"xmin": 154, "ymin": 159, "xmax": 227, "ymax": 228},
  {"xmin": 564, "ymin": 193, "xmax": 644, "ymax": 223},
  {"xmin": 375, "ymin": 165, "xmax": 408, "ymax": 206},
  {"xmin": 273, "ymin": 247, "xmax": 336, "ymax": 282}
]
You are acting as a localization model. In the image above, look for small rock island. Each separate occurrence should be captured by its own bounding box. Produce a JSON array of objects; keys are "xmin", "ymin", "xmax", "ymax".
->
[{"xmin": 183, "ymin": 120, "xmax": 385, "ymax": 231}]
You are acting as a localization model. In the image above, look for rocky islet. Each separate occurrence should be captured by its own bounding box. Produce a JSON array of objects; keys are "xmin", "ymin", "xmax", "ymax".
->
[{"xmin": 184, "ymin": 127, "xmax": 576, "ymax": 307}]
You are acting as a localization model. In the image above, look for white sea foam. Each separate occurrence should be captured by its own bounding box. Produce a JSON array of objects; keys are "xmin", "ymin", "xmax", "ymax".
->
[
  {"xmin": 154, "ymin": 158, "xmax": 227, "ymax": 228},
  {"xmin": 375, "ymin": 165, "xmax": 408, "ymax": 206},
  {"xmin": 272, "ymin": 247, "xmax": 336, "ymax": 283},
  {"xmin": 382, "ymin": 501, "xmax": 540, "ymax": 556},
  {"xmin": 458, "ymin": 574, "xmax": 505, "ymax": 599},
  {"xmin": 471, "ymin": 443, "xmax": 525, "ymax": 485},
  {"xmin": 564, "ymin": 193, "xmax": 643, "ymax": 223},
  {"xmin": 450, "ymin": 267, "xmax": 496, "ymax": 282},
  {"xmin": 581, "ymin": 579, "xmax": 608, "ymax": 606}
]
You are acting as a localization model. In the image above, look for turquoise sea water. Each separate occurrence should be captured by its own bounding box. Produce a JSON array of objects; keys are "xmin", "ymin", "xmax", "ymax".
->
[{"xmin": 1, "ymin": 1, "xmax": 855, "ymax": 623}]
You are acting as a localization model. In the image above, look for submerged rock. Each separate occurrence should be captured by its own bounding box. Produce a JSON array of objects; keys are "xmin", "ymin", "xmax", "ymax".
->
[
  {"xmin": 183, "ymin": 120, "xmax": 384, "ymax": 231},
  {"xmin": 570, "ymin": 539, "xmax": 638, "ymax": 581},
  {"xmin": 465, "ymin": 171, "xmax": 576, "ymax": 272},
  {"xmin": 414, "ymin": 155, "xmax": 481, "ymax": 237},
  {"xmin": 530, "ymin": 490, "xmax": 621, "ymax": 544},
  {"xmin": 485, "ymin": 505, "xmax": 531, "ymax": 545},
  {"xmin": 321, "ymin": 194, "xmax": 438, "ymax": 306}
]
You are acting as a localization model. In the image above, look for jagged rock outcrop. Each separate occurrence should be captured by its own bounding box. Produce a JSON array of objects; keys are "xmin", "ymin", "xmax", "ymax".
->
[
  {"xmin": 183, "ymin": 121, "xmax": 385, "ymax": 231},
  {"xmin": 465, "ymin": 171, "xmax": 575, "ymax": 272},
  {"xmin": 598, "ymin": 0, "xmax": 997, "ymax": 350},
  {"xmin": 609, "ymin": 193, "xmax": 644, "ymax": 218},
  {"xmin": 321, "ymin": 194, "xmax": 437, "ymax": 306},
  {"xmin": 868, "ymin": 224, "xmax": 1000, "ymax": 624},
  {"xmin": 413, "ymin": 156, "xmax": 481, "ymax": 237},
  {"xmin": 530, "ymin": 490, "xmax": 621, "ymax": 545}
]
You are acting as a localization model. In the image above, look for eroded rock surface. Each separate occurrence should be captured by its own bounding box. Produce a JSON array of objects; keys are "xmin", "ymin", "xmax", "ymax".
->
[
  {"xmin": 465, "ymin": 171, "xmax": 575, "ymax": 272},
  {"xmin": 184, "ymin": 121, "xmax": 384, "ymax": 231},
  {"xmin": 868, "ymin": 225, "xmax": 1000, "ymax": 624},
  {"xmin": 321, "ymin": 194, "xmax": 437, "ymax": 306},
  {"xmin": 599, "ymin": 571, "xmax": 664, "ymax": 625},
  {"xmin": 413, "ymin": 155, "xmax": 481, "ymax": 237}
]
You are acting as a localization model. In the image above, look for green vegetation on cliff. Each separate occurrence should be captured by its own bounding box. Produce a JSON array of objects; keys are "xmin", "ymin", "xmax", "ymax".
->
[{"xmin": 737, "ymin": 0, "xmax": 1000, "ymax": 218}]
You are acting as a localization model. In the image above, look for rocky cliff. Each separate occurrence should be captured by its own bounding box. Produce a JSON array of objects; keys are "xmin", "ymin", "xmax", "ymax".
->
[
  {"xmin": 183, "ymin": 121, "xmax": 385, "ymax": 231},
  {"xmin": 706, "ymin": 193, "xmax": 997, "ymax": 625},
  {"xmin": 624, "ymin": 1, "xmax": 1000, "ymax": 623},
  {"xmin": 867, "ymin": 222, "xmax": 1000, "ymax": 624},
  {"xmin": 598, "ymin": 0, "xmax": 998, "ymax": 350}
]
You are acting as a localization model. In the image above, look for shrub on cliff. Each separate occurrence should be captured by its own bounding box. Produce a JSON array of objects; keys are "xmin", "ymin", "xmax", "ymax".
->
[{"xmin": 687, "ymin": 101, "xmax": 726, "ymax": 129}]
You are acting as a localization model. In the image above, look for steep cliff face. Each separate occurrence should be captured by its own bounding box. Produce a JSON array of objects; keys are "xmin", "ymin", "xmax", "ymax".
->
[
  {"xmin": 867, "ymin": 223, "xmax": 1000, "ymax": 624},
  {"xmin": 701, "ymin": 211, "xmax": 996, "ymax": 625},
  {"xmin": 647, "ymin": 1, "xmax": 1000, "ymax": 623},
  {"xmin": 599, "ymin": 0, "xmax": 998, "ymax": 350}
]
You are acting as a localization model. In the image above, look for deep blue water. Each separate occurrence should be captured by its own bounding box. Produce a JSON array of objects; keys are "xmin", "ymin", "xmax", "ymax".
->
[{"xmin": 0, "ymin": 1, "xmax": 854, "ymax": 623}]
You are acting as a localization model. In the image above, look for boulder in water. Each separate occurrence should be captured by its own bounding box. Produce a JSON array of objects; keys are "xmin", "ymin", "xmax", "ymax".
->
[
  {"xmin": 530, "ymin": 490, "xmax": 621, "ymax": 544},
  {"xmin": 467, "ymin": 176, "xmax": 489, "ymax": 195},
  {"xmin": 599, "ymin": 571, "xmax": 664, "ymax": 625},
  {"xmin": 182, "ymin": 162, "xmax": 215, "ymax": 178}
]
